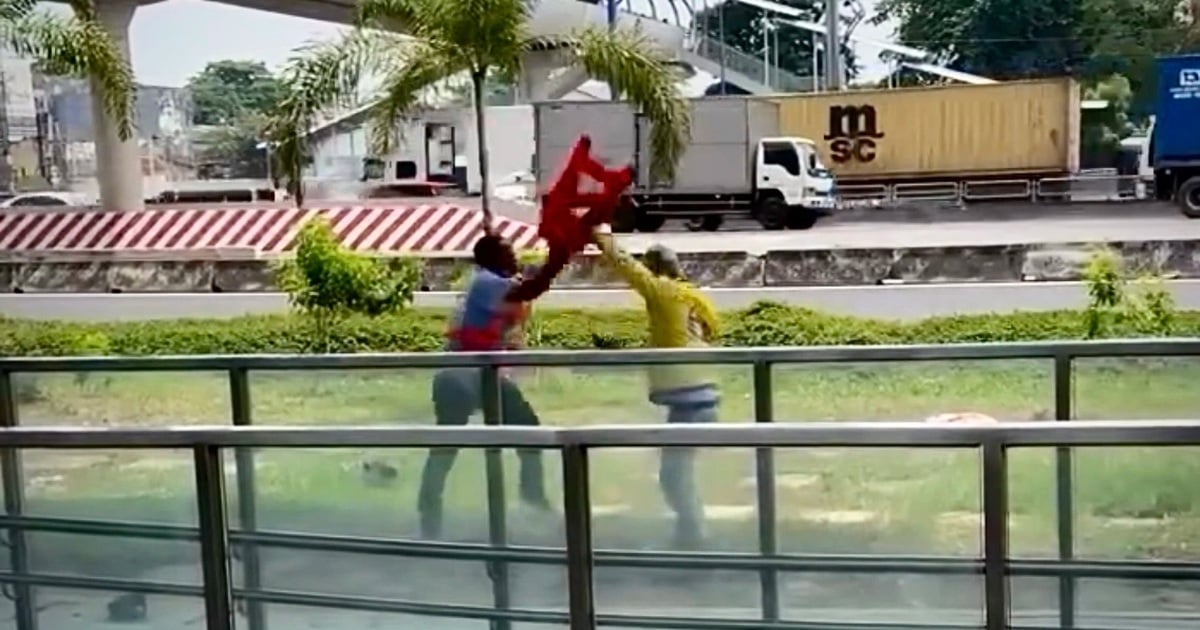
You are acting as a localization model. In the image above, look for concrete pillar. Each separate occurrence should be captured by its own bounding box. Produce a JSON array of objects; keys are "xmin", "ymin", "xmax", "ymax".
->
[
  {"xmin": 517, "ymin": 50, "xmax": 558, "ymax": 103},
  {"xmin": 88, "ymin": 0, "xmax": 143, "ymax": 211}
]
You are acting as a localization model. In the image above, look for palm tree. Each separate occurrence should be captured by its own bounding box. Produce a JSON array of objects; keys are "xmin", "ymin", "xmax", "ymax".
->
[
  {"xmin": 266, "ymin": 0, "xmax": 691, "ymax": 230},
  {"xmin": 0, "ymin": 0, "xmax": 135, "ymax": 140}
]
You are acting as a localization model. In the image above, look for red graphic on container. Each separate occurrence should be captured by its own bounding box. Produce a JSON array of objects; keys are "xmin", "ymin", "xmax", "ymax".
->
[{"xmin": 0, "ymin": 205, "xmax": 543, "ymax": 254}]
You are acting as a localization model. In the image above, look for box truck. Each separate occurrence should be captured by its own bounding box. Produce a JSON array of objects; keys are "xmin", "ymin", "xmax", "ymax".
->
[
  {"xmin": 1147, "ymin": 54, "xmax": 1200, "ymax": 218},
  {"xmin": 361, "ymin": 105, "xmax": 535, "ymax": 197},
  {"xmin": 534, "ymin": 97, "xmax": 838, "ymax": 232}
]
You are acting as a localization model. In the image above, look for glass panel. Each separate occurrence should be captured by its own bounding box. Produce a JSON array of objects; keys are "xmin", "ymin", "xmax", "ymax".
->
[
  {"xmin": 1011, "ymin": 577, "xmax": 1200, "ymax": 629},
  {"xmin": 589, "ymin": 444, "xmax": 757, "ymax": 619},
  {"xmin": 781, "ymin": 572, "xmax": 983, "ymax": 627},
  {"xmin": 28, "ymin": 588, "xmax": 203, "ymax": 629},
  {"xmin": 775, "ymin": 447, "xmax": 981, "ymax": 556},
  {"xmin": 259, "ymin": 604, "xmax": 512, "ymax": 629},
  {"xmin": 1073, "ymin": 446, "xmax": 1200, "ymax": 560},
  {"xmin": 773, "ymin": 359, "xmax": 1053, "ymax": 422},
  {"xmin": 249, "ymin": 369, "xmax": 438, "ymax": 426},
  {"xmin": 28, "ymin": 533, "xmax": 199, "ymax": 583},
  {"xmin": 22, "ymin": 447, "xmax": 197, "ymax": 523},
  {"xmin": 229, "ymin": 446, "xmax": 567, "ymax": 615},
  {"xmin": 1073, "ymin": 357, "xmax": 1200, "ymax": 419},
  {"xmin": 13, "ymin": 371, "xmax": 230, "ymax": 426},
  {"xmin": 1006, "ymin": 448, "xmax": 1060, "ymax": 557}
]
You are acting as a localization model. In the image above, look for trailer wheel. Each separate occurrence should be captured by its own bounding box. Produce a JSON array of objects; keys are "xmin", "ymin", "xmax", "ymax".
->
[
  {"xmin": 1179, "ymin": 176, "xmax": 1200, "ymax": 219},
  {"xmin": 756, "ymin": 198, "xmax": 787, "ymax": 230},
  {"xmin": 635, "ymin": 214, "xmax": 665, "ymax": 232},
  {"xmin": 786, "ymin": 210, "xmax": 818, "ymax": 230},
  {"xmin": 685, "ymin": 216, "xmax": 724, "ymax": 231}
]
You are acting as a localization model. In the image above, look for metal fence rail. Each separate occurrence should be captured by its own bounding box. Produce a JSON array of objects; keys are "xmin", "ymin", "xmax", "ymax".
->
[
  {"xmin": 0, "ymin": 422, "xmax": 1199, "ymax": 630},
  {"xmin": 2, "ymin": 339, "xmax": 1200, "ymax": 630}
]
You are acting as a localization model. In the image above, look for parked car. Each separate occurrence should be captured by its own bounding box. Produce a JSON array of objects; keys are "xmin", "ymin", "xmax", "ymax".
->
[{"xmin": 0, "ymin": 191, "xmax": 95, "ymax": 208}]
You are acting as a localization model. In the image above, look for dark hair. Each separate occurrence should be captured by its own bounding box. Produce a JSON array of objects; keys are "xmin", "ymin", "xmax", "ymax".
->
[{"xmin": 473, "ymin": 234, "xmax": 509, "ymax": 271}]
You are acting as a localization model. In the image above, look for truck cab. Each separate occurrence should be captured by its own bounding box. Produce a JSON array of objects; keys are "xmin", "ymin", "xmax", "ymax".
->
[
  {"xmin": 1148, "ymin": 55, "xmax": 1200, "ymax": 218},
  {"xmin": 621, "ymin": 134, "xmax": 839, "ymax": 233},
  {"xmin": 752, "ymin": 137, "xmax": 838, "ymax": 229}
]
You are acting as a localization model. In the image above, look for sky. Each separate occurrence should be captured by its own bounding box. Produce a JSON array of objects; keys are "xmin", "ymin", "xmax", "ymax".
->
[{"xmin": 47, "ymin": 0, "xmax": 896, "ymax": 88}]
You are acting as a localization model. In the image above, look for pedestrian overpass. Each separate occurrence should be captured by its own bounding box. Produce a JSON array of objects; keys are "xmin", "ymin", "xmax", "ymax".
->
[{"xmin": 1, "ymin": 339, "xmax": 1198, "ymax": 630}]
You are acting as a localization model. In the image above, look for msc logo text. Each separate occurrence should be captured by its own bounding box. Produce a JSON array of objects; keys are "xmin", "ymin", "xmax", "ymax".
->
[{"xmin": 823, "ymin": 105, "xmax": 885, "ymax": 163}]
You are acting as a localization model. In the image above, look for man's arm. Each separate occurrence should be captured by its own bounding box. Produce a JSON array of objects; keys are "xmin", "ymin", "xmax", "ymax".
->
[
  {"xmin": 504, "ymin": 246, "xmax": 571, "ymax": 303},
  {"xmin": 592, "ymin": 227, "xmax": 663, "ymax": 300}
]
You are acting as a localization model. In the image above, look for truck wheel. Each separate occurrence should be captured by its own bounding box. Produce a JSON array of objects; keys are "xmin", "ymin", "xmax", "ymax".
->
[
  {"xmin": 612, "ymin": 200, "xmax": 637, "ymax": 232},
  {"xmin": 685, "ymin": 216, "xmax": 724, "ymax": 231},
  {"xmin": 635, "ymin": 215, "xmax": 665, "ymax": 232},
  {"xmin": 1179, "ymin": 177, "xmax": 1200, "ymax": 218},
  {"xmin": 786, "ymin": 210, "xmax": 818, "ymax": 230},
  {"xmin": 756, "ymin": 198, "xmax": 787, "ymax": 230}
]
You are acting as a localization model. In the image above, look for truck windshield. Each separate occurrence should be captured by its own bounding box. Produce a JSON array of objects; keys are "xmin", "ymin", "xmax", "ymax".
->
[{"xmin": 803, "ymin": 146, "xmax": 833, "ymax": 178}]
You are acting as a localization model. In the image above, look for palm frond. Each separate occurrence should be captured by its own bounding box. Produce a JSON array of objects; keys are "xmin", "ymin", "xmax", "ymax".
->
[
  {"xmin": 0, "ymin": 6, "xmax": 134, "ymax": 140},
  {"xmin": 440, "ymin": 0, "xmax": 531, "ymax": 72},
  {"xmin": 557, "ymin": 27, "xmax": 690, "ymax": 184},
  {"xmin": 366, "ymin": 44, "xmax": 466, "ymax": 156},
  {"xmin": 0, "ymin": 0, "xmax": 36, "ymax": 22},
  {"xmin": 266, "ymin": 30, "xmax": 394, "ymax": 204},
  {"xmin": 356, "ymin": 0, "xmax": 427, "ymax": 35}
]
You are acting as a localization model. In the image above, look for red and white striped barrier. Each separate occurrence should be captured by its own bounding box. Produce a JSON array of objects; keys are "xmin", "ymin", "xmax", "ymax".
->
[{"xmin": 0, "ymin": 205, "xmax": 543, "ymax": 255}]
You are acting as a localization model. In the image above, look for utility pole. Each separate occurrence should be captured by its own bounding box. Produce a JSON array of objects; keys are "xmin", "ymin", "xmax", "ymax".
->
[
  {"xmin": 607, "ymin": 0, "xmax": 619, "ymax": 100},
  {"xmin": 0, "ymin": 48, "xmax": 11, "ymax": 193},
  {"xmin": 718, "ymin": 0, "xmax": 728, "ymax": 93},
  {"xmin": 824, "ymin": 0, "xmax": 843, "ymax": 90}
]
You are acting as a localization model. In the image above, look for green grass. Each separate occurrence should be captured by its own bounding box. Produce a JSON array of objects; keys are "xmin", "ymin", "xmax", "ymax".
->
[{"xmin": 12, "ymin": 356, "xmax": 1200, "ymax": 576}]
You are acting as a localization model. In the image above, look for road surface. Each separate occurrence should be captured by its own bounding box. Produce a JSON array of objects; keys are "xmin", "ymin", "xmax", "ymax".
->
[
  {"xmin": 5, "ymin": 280, "xmax": 1200, "ymax": 322},
  {"xmin": 633, "ymin": 211, "xmax": 1200, "ymax": 254}
]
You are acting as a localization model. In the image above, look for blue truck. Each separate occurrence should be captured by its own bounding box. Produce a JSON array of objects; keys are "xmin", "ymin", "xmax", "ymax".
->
[{"xmin": 1150, "ymin": 54, "xmax": 1200, "ymax": 218}]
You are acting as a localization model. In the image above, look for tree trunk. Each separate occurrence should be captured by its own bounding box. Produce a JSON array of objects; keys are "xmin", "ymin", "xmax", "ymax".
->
[{"xmin": 472, "ymin": 69, "xmax": 493, "ymax": 234}]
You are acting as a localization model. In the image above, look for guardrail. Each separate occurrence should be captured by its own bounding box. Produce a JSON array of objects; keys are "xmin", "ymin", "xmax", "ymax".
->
[
  {"xmin": 0, "ymin": 422, "xmax": 1199, "ymax": 630},
  {"xmin": 839, "ymin": 173, "xmax": 1148, "ymax": 207},
  {"xmin": 3, "ymin": 339, "xmax": 1200, "ymax": 630}
]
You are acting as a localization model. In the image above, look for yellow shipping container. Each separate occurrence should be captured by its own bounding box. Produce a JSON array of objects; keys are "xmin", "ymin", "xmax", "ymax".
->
[{"xmin": 771, "ymin": 78, "xmax": 1081, "ymax": 181}]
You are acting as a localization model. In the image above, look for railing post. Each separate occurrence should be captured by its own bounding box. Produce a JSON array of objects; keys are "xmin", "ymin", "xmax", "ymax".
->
[
  {"xmin": 0, "ymin": 371, "xmax": 36, "ymax": 630},
  {"xmin": 229, "ymin": 368, "xmax": 265, "ymax": 630},
  {"xmin": 562, "ymin": 445, "xmax": 595, "ymax": 630},
  {"xmin": 193, "ymin": 445, "xmax": 234, "ymax": 630},
  {"xmin": 480, "ymin": 366, "xmax": 511, "ymax": 630},
  {"xmin": 1053, "ymin": 352, "xmax": 1076, "ymax": 629},
  {"xmin": 982, "ymin": 438, "xmax": 1010, "ymax": 630},
  {"xmin": 751, "ymin": 361, "xmax": 779, "ymax": 622}
]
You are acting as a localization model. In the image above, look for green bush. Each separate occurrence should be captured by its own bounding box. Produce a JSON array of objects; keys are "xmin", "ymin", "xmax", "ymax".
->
[
  {"xmin": 275, "ymin": 218, "xmax": 422, "ymax": 350},
  {"xmin": 3, "ymin": 304, "xmax": 1200, "ymax": 357}
]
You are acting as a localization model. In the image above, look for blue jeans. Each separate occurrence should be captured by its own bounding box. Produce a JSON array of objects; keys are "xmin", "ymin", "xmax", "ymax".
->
[{"xmin": 660, "ymin": 403, "xmax": 717, "ymax": 548}]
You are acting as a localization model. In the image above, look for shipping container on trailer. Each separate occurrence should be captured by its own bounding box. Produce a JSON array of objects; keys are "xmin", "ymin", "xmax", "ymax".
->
[
  {"xmin": 533, "ymin": 97, "xmax": 838, "ymax": 232},
  {"xmin": 771, "ymin": 78, "xmax": 1081, "ymax": 182}
]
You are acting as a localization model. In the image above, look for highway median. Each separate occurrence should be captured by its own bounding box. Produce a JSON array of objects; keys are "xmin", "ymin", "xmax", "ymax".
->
[{"xmin": 4, "ymin": 237, "xmax": 1200, "ymax": 293}]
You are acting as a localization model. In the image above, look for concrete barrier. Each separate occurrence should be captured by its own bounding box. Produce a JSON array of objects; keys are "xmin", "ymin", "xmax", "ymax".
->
[{"xmin": 3, "ymin": 240, "xmax": 1199, "ymax": 293}]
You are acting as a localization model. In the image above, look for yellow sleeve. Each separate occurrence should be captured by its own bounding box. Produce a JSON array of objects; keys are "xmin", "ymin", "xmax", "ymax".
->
[{"xmin": 594, "ymin": 232, "xmax": 666, "ymax": 300}]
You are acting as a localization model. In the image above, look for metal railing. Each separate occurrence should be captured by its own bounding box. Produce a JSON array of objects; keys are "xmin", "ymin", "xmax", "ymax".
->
[
  {"xmin": 2, "ymin": 339, "xmax": 1200, "ymax": 630},
  {"xmin": 837, "ymin": 173, "xmax": 1149, "ymax": 208},
  {"xmin": 689, "ymin": 35, "xmax": 813, "ymax": 93}
]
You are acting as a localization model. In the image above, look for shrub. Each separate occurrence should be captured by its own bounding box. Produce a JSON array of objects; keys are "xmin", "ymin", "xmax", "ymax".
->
[
  {"xmin": 275, "ymin": 219, "xmax": 422, "ymax": 350},
  {"xmin": 1082, "ymin": 247, "xmax": 1176, "ymax": 339},
  {"xmin": 3, "ymin": 303, "xmax": 1200, "ymax": 358}
]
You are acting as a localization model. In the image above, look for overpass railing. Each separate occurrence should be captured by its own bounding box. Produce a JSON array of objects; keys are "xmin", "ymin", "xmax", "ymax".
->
[{"xmin": 2, "ymin": 339, "xmax": 1200, "ymax": 630}]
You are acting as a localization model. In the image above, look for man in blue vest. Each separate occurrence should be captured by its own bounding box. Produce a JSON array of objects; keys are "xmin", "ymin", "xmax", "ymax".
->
[{"xmin": 418, "ymin": 234, "xmax": 560, "ymax": 539}]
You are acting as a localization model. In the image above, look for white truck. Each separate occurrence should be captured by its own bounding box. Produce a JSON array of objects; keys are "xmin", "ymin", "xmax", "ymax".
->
[
  {"xmin": 533, "ymin": 97, "xmax": 838, "ymax": 232},
  {"xmin": 360, "ymin": 105, "xmax": 536, "ymax": 198}
]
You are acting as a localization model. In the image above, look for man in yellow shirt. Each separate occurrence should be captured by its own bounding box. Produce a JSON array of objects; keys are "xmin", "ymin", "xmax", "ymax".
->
[{"xmin": 592, "ymin": 224, "xmax": 720, "ymax": 549}]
